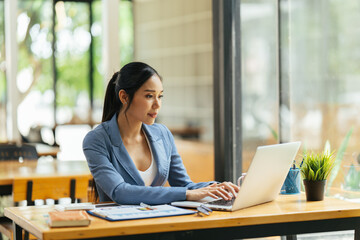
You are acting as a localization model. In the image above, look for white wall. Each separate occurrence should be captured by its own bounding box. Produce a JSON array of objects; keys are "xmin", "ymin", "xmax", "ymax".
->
[{"xmin": 133, "ymin": 0, "xmax": 213, "ymax": 141}]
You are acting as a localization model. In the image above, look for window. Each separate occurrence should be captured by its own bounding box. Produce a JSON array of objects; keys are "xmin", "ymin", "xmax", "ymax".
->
[
  {"xmin": 0, "ymin": 0, "xmax": 5, "ymax": 141},
  {"xmin": 55, "ymin": 1, "xmax": 93, "ymax": 125},
  {"xmin": 238, "ymin": 0, "xmax": 360, "ymax": 199},
  {"xmin": 284, "ymin": 0, "xmax": 360, "ymax": 198},
  {"xmin": 2, "ymin": 0, "xmax": 133, "ymax": 157},
  {"xmin": 17, "ymin": 0, "xmax": 54, "ymax": 140},
  {"xmin": 240, "ymin": 0, "xmax": 279, "ymax": 171}
]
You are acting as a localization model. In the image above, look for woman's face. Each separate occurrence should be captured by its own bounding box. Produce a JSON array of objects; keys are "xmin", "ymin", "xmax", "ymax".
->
[{"xmin": 126, "ymin": 75, "xmax": 163, "ymax": 125}]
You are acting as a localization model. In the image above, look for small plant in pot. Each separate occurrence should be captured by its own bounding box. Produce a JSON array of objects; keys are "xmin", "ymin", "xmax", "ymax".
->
[{"xmin": 300, "ymin": 151, "xmax": 335, "ymax": 201}]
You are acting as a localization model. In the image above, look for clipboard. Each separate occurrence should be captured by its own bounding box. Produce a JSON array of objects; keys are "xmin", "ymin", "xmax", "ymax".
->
[{"xmin": 87, "ymin": 204, "xmax": 196, "ymax": 221}]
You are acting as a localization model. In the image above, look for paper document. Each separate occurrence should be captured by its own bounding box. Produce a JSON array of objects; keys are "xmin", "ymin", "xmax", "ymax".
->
[{"xmin": 87, "ymin": 204, "xmax": 195, "ymax": 221}]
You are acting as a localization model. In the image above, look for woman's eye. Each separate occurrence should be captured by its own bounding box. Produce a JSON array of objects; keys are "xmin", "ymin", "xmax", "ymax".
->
[
  {"xmin": 146, "ymin": 95, "xmax": 153, "ymax": 98},
  {"xmin": 159, "ymin": 95, "xmax": 164, "ymax": 99}
]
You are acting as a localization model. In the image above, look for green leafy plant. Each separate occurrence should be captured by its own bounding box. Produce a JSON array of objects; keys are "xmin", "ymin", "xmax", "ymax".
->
[{"xmin": 300, "ymin": 151, "xmax": 335, "ymax": 181}]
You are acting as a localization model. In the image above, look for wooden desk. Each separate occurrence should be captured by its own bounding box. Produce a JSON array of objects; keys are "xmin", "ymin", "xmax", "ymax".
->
[
  {"xmin": 5, "ymin": 194, "xmax": 360, "ymax": 240},
  {"xmin": 0, "ymin": 159, "xmax": 91, "ymax": 195}
]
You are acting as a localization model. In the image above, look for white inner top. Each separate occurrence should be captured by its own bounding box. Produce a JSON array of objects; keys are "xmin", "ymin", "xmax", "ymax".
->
[{"xmin": 138, "ymin": 130, "xmax": 157, "ymax": 186}]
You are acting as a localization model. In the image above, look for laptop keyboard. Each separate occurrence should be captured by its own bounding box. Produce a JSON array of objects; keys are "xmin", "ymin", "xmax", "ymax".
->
[{"xmin": 207, "ymin": 197, "xmax": 235, "ymax": 207}]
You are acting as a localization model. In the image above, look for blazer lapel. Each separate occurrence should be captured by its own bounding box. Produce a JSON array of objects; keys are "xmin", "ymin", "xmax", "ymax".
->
[
  {"xmin": 112, "ymin": 145, "xmax": 145, "ymax": 186},
  {"xmin": 105, "ymin": 114, "xmax": 145, "ymax": 186},
  {"xmin": 142, "ymin": 124, "xmax": 169, "ymax": 186}
]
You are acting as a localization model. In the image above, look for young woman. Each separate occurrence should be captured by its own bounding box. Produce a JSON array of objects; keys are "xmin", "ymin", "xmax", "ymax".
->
[{"xmin": 83, "ymin": 62, "xmax": 239, "ymax": 204}]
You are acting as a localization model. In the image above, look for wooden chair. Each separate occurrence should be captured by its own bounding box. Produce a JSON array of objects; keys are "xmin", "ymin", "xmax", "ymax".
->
[
  {"xmin": 0, "ymin": 143, "xmax": 38, "ymax": 161},
  {"xmin": 0, "ymin": 175, "xmax": 91, "ymax": 240}
]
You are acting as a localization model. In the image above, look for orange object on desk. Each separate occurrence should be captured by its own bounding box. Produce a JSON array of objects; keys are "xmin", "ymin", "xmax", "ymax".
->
[{"xmin": 48, "ymin": 210, "xmax": 91, "ymax": 227}]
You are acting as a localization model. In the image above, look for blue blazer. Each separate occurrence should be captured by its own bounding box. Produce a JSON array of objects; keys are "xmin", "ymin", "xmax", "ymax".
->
[{"xmin": 83, "ymin": 114, "xmax": 214, "ymax": 205}]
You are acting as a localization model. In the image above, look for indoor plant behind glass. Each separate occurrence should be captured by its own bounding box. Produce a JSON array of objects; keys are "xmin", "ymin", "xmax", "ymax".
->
[{"xmin": 300, "ymin": 151, "xmax": 335, "ymax": 201}]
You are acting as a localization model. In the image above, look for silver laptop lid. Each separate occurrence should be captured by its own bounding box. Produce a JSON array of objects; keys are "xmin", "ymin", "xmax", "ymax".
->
[{"xmin": 231, "ymin": 141, "xmax": 301, "ymax": 211}]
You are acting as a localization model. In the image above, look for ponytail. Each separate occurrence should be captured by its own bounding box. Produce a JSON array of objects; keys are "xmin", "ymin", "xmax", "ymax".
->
[
  {"xmin": 102, "ymin": 72, "xmax": 122, "ymax": 122},
  {"xmin": 93, "ymin": 72, "xmax": 122, "ymax": 203}
]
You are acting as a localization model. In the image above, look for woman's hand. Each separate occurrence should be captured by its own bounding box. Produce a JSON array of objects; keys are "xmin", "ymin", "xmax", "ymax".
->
[
  {"xmin": 186, "ymin": 182, "xmax": 240, "ymax": 201},
  {"xmin": 214, "ymin": 181, "xmax": 240, "ymax": 198}
]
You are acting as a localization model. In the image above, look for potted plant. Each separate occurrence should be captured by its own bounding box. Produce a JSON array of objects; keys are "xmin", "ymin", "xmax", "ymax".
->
[{"xmin": 300, "ymin": 151, "xmax": 335, "ymax": 201}]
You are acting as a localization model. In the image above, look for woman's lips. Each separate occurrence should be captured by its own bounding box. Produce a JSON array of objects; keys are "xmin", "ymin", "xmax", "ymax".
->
[{"xmin": 148, "ymin": 113, "xmax": 157, "ymax": 118}]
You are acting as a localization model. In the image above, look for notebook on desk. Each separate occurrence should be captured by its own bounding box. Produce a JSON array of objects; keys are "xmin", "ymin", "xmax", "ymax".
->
[{"xmin": 171, "ymin": 141, "xmax": 301, "ymax": 212}]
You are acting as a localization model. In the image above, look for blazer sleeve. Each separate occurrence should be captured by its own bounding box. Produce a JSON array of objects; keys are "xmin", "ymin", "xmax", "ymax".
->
[
  {"xmin": 83, "ymin": 129, "xmax": 188, "ymax": 205},
  {"xmin": 160, "ymin": 124, "xmax": 217, "ymax": 189}
]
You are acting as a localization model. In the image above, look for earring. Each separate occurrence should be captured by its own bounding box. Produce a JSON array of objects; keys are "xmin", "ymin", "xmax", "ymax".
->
[{"xmin": 124, "ymin": 101, "xmax": 127, "ymax": 104}]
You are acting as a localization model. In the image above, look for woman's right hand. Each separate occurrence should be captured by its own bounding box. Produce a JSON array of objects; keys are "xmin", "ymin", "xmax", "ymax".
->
[{"xmin": 185, "ymin": 182, "xmax": 239, "ymax": 201}]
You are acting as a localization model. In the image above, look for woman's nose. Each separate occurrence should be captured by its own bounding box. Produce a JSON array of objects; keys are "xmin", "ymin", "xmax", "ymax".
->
[{"xmin": 153, "ymin": 98, "xmax": 161, "ymax": 108}]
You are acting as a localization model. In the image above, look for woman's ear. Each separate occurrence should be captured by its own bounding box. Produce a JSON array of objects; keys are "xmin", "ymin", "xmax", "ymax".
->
[{"xmin": 118, "ymin": 90, "xmax": 128, "ymax": 105}]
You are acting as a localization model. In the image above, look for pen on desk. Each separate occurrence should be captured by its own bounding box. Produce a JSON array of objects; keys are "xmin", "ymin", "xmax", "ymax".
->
[
  {"xmin": 140, "ymin": 202, "xmax": 154, "ymax": 210},
  {"xmin": 299, "ymin": 158, "xmax": 304, "ymax": 168},
  {"xmin": 200, "ymin": 204, "xmax": 212, "ymax": 213},
  {"xmin": 197, "ymin": 205, "xmax": 212, "ymax": 216}
]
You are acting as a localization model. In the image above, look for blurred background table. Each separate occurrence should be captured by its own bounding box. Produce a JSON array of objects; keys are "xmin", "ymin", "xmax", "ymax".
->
[
  {"xmin": 34, "ymin": 144, "xmax": 60, "ymax": 157},
  {"xmin": 0, "ymin": 159, "xmax": 91, "ymax": 196}
]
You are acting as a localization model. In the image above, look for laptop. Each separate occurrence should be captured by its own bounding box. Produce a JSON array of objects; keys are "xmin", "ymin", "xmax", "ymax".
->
[{"xmin": 171, "ymin": 141, "xmax": 301, "ymax": 211}]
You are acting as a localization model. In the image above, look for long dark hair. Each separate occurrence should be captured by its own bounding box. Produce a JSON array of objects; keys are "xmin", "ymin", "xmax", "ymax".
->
[{"xmin": 92, "ymin": 62, "xmax": 161, "ymax": 203}]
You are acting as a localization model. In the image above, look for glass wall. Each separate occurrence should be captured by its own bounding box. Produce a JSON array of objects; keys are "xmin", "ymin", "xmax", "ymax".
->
[
  {"xmin": 285, "ymin": 0, "xmax": 360, "ymax": 198},
  {"xmin": 91, "ymin": 0, "xmax": 104, "ymax": 123},
  {"xmin": 0, "ymin": 1, "xmax": 5, "ymax": 141},
  {"xmin": 119, "ymin": 0, "xmax": 133, "ymax": 66},
  {"xmin": 17, "ymin": 0, "xmax": 54, "ymax": 142},
  {"xmin": 55, "ymin": 1, "xmax": 92, "ymax": 125},
  {"xmin": 240, "ymin": 0, "xmax": 279, "ymax": 171},
  {"xmin": 91, "ymin": 0, "xmax": 133, "ymax": 123},
  {"xmin": 0, "ymin": 0, "xmax": 133, "ymax": 159},
  {"xmin": 240, "ymin": 0, "xmax": 360, "ymax": 199}
]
